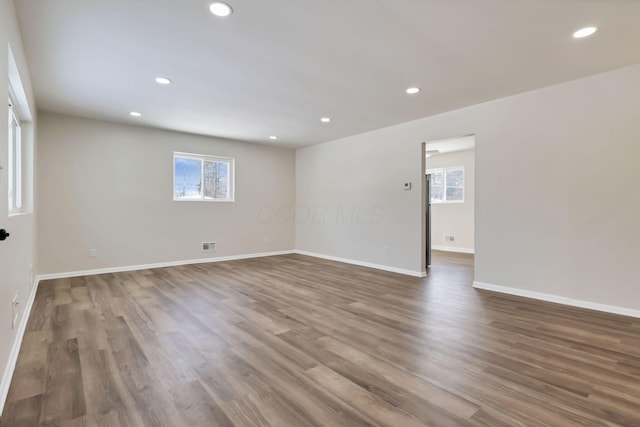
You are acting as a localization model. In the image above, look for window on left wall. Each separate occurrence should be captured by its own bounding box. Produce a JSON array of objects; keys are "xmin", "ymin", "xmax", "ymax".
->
[
  {"xmin": 8, "ymin": 98, "xmax": 22, "ymax": 213},
  {"xmin": 7, "ymin": 45, "xmax": 32, "ymax": 215},
  {"xmin": 173, "ymin": 152, "xmax": 235, "ymax": 202}
]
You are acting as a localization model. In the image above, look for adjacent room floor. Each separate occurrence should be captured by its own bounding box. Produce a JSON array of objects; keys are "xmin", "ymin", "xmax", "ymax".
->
[{"xmin": 1, "ymin": 251, "xmax": 639, "ymax": 426}]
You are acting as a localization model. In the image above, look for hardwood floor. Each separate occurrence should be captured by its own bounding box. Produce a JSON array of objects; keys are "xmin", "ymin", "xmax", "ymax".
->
[{"xmin": 2, "ymin": 251, "xmax": 640, "ymax": 426}]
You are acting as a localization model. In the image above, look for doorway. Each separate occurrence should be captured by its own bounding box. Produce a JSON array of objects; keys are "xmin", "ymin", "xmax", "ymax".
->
[{"xmin": 423, "ymin": 135, "xmax": 475, "ymax": 269}]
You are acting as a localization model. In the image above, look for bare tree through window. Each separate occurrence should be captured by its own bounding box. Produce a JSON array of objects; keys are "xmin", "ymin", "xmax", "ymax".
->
[
  {"xmin": 174, "ymin": 153, "xmax": 234, "ymax": 201},
  {"xmin": 427, "ymin": 167, "xmax": 464, "ymax": 203},
  {"xmin": 203, "ymin": 161, "xmax": 228, "ymax": 199}
]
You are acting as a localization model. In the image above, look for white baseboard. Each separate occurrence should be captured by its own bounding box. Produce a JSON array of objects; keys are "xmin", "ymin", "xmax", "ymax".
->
[
  {"xmin": 473, "ymin": 281, "xmax": 640, "ymax": 319},
  {"xmin": 294, "ymin": 250, "xmax": 426, "ymax": 278},
  {"xmin": 37, "ymin": 250, "xmax": 296, "ymax": 281},
  {"xmin": 432, "ymin": 245, "xmax": 475, "ymax": 254},
  {"xmin": 0, "ymin": 276, "xmax": 40, "ymax": 416}
]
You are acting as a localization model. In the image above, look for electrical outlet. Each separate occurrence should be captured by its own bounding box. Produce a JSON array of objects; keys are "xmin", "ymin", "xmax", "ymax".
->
[
  {"xmin": 445, "ymin": 235, "xmax": 455, "ymax": 243},
  {"xmin": 383, "ymin": 244, "xmax": 388, "ymax": 255},
  {"xmin": 11, "ymin": 291, "xmax": 19, "ymax": 329},
  {"xmin": 89, "ymin": 248, "xmax": 97, "ymax": 257}
]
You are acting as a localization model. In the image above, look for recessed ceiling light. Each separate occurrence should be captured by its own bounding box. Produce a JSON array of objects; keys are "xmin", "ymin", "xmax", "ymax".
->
[
  {"xmin": 155, "ymin": 77, "xmax": 172, "ymax": 85},
  {"xmin": 406, "ymin": 87, "xmax": 421, "ymax": 94},
  {"xmin": 129, "ymin": 111, "xmax": 142, "ymax": 117},
  {"xmin": 269, "ymin": 135, "xmax": 278, "ymax": 140},
  {"xmin": 320, "ymin": 117, "xmax": 331, "ymax": 123},
  {"xmin": 573, "ymin": 26, "xmax": 597, "ymax": 39},
  {"xmin": 209, "ymin": 2, "xmax": 233, "ymax": 17}
]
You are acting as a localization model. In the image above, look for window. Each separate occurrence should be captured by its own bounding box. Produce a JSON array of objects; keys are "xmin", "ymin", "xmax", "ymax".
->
[
  {"xmin": 173, "ymin": 152, "xmax": 234, "ymax": 202},
  {"xmin": 8, "ymin": 98, "xmax": 22, "ymax": 213},
  {"xmin": 7, "ymin": 45, "xmax": 32, "ymax": 215},
  {"xmin": 428, "ymin": 166, "xmax": 464, "ymax": 203}
]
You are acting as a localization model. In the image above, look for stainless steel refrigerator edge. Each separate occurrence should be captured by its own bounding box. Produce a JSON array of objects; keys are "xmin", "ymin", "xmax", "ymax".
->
[{"xmin": 426, "ymin": 173, "xmax": 431, "ymax": 267}]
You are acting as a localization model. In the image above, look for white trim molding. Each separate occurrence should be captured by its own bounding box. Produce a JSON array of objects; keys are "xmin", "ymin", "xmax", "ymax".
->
[
  {"xmin": 295, "ymin": 250, "xmax": 426, "ymax": 278},
  {"xmin": 37, "ymin": 250, "xmax": 295, "ymax": 281},
  {"xmin": 473, "ymin": 281, "xmax": 640, "ymax": 319},
  {"xmin": 37, "ymin": 249, "xmax": 426, "ymax": 287},
  {"xmin": 432, "ymin": 246, "xmax": 475, "ymax": 254},
  {"xmin": 0, "ymin": 276, "xmax": 40, "ymax": 416}
]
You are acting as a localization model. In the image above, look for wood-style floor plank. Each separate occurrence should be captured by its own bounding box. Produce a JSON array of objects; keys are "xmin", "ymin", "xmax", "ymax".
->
[{"xmin": 2, "ymin": 251, "xmax": 640, "ymax": 426}]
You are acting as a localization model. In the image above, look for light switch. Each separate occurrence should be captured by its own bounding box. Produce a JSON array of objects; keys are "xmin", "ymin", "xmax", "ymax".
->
[{"xmin": 404, "ymin": 182, "xmax": 412, "ymax": 190}]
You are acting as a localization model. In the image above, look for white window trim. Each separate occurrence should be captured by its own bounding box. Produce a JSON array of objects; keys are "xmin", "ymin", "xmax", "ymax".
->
[
  {"xmin": 8, "ymin": 98, "xmax": 23, "ymax": 214},
  {"xmin": 173, "ymin": 152, "xmax": 235, "ymax": 202},
  {"xmin": 427, "ymin": 166, "xmax": 465, "ymax": 204}
]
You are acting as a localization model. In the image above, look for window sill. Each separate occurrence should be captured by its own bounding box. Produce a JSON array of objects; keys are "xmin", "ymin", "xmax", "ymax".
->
[
  {"xmin": 173, "ymin": 199, "xmax": 235, "ymax": 203},
  {"xmin": 9, "ymin": 211, "xmax": 32, "ymax": 218}
]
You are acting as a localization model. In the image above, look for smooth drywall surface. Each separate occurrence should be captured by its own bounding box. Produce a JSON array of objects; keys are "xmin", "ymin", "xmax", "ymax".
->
[
  {"xmin": 0, "ymin": 0, "xmax": 38, "ymax": 413},
  {"xmin": 296, "ymin": 129, "xmax": 420, "ymax": 272},
  {"xmin": 37, "ymin": 113, "xmax": 295, "ymax": 274},
  {"xmin": 296, "ymin": 64, "xmax": 640, "ymax": 311},
  {"xmin": 426, "ymin": 149, "xmax": 475, "ymax": 252}
]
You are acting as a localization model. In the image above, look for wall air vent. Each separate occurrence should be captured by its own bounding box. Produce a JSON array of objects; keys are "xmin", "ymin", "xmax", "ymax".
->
[{"xmin": 202, "ymin": 241, "xmax": 217, "ymax": 252}]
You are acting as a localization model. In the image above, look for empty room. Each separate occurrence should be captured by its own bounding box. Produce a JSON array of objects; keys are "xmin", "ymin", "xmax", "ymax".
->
[{"xmin": 1, "ymin": 0, "xmax": 640, "ymax": 426}]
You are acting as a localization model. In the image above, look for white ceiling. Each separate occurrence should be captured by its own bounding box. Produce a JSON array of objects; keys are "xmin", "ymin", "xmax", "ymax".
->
[
  {"xmin": 426, "ymin": 135, "xmax": 475, "ymax": 156},
  {"xmin": 15, "ymin": 0, "xmax": 640, "ymax": 148}
]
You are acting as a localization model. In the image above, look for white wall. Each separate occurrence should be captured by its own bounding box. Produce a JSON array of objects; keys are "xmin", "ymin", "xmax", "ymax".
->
[
  {"xmin": 427, "ymin": 149, "xmax": 475, "ymax": 253},
  {"xmin": 0, "ymin": 0, "xmax": 38, "ymax": 413},
  {"xmin": 37, "ymin": 113, "xmax": 295, "ymax": 274},
  {"xmin": 296, "ymin": 64, "xmax": 640, "ymax": 312}
]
